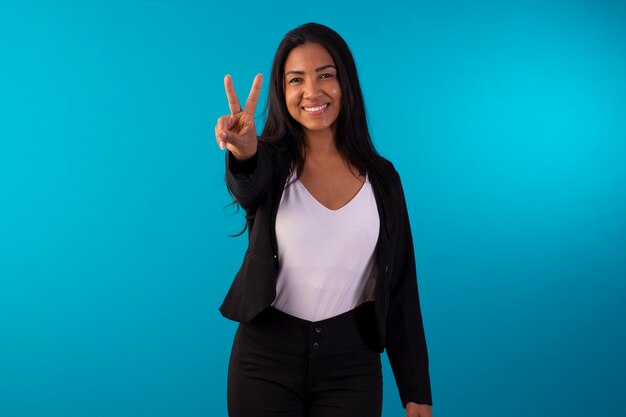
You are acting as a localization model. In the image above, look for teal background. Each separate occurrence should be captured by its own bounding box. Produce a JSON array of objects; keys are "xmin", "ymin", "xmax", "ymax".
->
[{"xmin": 1, "ymin": 1, "xmax": 625, "ymax": 416}]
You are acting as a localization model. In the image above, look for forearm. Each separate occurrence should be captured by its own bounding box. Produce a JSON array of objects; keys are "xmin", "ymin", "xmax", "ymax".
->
[
  {"xmin": 385, "ymin": 272, "xmax": 432, "ymax": 407},
  {"xmin": 225, "ymin": 140, "xmax": 273, "ymax": 211}
]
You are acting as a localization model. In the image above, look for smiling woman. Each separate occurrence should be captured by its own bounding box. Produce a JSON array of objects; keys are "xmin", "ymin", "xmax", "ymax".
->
[{"xmin": 214, "ymin": 22, "xmax": 433, "ymax": 417}]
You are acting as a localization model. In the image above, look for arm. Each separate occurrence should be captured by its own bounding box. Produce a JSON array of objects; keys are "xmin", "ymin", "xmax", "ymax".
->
[{"xmin": 385, "ymin": 173, "xmax": 433, "ymax": 409}]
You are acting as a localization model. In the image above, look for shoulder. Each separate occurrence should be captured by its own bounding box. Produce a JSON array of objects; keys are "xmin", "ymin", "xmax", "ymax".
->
[{"xmin": 372, "ymin": 153, "xmax": 402, "ymax": 186}]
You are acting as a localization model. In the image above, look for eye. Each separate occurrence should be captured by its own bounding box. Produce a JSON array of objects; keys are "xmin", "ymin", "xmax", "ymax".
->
[
  {"xmin": 320, "ymin": 73, "xmax": 334, "ymax": 79},
  {"xmin": 288, "ymin": 77, "xmax": 303, "ymax": 84}
]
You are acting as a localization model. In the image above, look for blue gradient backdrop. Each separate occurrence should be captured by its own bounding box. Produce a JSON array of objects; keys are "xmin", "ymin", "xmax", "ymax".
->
[{"xmin": 1, "ymin": 1, "xmax": 625, "ymax": 416}]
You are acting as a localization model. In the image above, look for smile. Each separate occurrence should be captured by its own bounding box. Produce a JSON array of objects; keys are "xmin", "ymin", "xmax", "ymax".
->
[{"xmin": 302, "ymin": 103, "xmax": 329, "ymax": 114}]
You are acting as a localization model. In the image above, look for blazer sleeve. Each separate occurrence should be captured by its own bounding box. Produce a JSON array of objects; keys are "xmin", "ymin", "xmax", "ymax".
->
[
  {"xmin": 385, "ymin": 173, "xmax": 433, "ymax": 407},
  {"xmin": 224, "ymin": 139, "xmax": 274, "ymax": 212}
]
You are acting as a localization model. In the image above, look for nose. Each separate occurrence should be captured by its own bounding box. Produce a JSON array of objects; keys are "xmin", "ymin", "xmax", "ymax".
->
[{"xmin": 303, "ymin": 77, "xmax": 322, "ymax": 99}]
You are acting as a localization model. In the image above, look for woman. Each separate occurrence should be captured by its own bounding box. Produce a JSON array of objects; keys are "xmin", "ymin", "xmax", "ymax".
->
[{"xmin": 214, "ymin": 23, "xmax": 433, "ymax": 417}]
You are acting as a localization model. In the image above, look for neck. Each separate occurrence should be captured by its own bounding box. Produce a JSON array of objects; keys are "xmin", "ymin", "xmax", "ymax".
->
[{"xmin": 303, "ymin": 128, "xmax": 339, "ymax": 160}]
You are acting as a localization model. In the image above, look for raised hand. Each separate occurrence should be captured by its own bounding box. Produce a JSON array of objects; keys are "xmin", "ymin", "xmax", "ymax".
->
[{"xmin": 215, "ymin": 73, "xmax": 262, "ymax": 161}]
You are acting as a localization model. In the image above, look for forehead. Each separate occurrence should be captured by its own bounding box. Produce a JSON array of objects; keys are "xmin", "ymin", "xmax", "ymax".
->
[{"xmin": 284, "ymin": 42, "xmax": 335, "ymax": 71}]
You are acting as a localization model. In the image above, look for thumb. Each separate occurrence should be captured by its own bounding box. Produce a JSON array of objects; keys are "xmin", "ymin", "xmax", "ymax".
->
[
  {"xmin": 220, "ymin": 129, "xmax": 245, "ymax": 149},
  {"xmin": 220, "ymin": 129, "xmax": 233, "ymax": 143}
]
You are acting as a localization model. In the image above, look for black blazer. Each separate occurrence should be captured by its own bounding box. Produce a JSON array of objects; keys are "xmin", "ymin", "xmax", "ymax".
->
[{"xmin": 219, "ymin": 139, "xmax": 432, "ymax": 407}]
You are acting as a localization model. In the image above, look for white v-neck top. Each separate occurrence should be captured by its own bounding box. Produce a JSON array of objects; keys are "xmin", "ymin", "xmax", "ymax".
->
[{"xmin": 271, "ymin": 168, "xmax": 380, "ymax": 321}]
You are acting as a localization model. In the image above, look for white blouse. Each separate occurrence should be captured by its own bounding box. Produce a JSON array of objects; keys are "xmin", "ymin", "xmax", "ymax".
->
[{"xmin": 270, "ymin": 168, "xmax": 380, "ymax": 322}]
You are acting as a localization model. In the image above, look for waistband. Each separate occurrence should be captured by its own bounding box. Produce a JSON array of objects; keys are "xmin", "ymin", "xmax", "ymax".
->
[{"xmin": 240, "ymin": 301, "xmax": 377, "ymax": 355}]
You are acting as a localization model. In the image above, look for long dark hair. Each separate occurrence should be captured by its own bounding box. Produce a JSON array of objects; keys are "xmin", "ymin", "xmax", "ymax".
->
[
  {"xmin": 263, "ymin": 23, "xmax": 383, "ymax": 182},
  {"xmin": 229, "ymin": 23, "xmax": 397, "ymax": 237}
]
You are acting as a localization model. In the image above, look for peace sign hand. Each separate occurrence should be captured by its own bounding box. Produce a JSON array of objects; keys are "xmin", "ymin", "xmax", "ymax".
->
[{"xmin": 215, "ymin": 74, "xmax": 262, "ymax": 161}]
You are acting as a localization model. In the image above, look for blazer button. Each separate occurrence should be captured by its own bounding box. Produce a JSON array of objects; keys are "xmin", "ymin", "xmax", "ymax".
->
[{"xmin": 384, "ymin": 264, "xmax": 389, "ymax": 272}]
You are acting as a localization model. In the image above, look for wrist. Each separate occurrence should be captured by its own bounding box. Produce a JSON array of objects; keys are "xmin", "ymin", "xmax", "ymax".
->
[{"xmin": 231, "ymin": 151, "xmax": 255, "ymax": 161}]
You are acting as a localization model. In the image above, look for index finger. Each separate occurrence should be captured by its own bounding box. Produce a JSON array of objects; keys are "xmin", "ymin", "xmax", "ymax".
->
[
  {"xmin": 243, "ymin": 74, "xmax": 263, "ymax": 116},
  {"xmin": 224, "ymin": 74, "xmax": 241, "ymax": 114}
]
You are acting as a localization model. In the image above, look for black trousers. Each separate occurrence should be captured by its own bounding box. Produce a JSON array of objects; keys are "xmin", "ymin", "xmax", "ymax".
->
[{"xmin": 227, "ymin": 301, "xmax": 382, "ymax": 417}]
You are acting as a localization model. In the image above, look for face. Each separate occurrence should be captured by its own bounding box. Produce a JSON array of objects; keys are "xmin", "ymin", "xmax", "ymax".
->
[{"xmin": 283, "ymin": 42, "xmax": 342, "ymax": 137}]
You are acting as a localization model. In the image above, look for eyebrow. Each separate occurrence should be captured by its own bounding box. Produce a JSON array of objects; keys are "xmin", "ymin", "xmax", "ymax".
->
[{"xmin": 285, "ymin": 64, "xmax": 337, "ymax": 76}]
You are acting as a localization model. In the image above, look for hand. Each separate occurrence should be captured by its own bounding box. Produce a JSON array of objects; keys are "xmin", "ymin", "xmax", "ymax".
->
[
  {"xmin": 406, "ymin": 402, "xmax": 432, "ymax": 417},
  {"xmin": 214, "ymin": 73, "xmax": 262, "ymax": 160}
]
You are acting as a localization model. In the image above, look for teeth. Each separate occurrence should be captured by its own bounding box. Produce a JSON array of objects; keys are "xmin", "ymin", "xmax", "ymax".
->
[{"xmin": 303, "ymin": 104, "xmax": 328, "ymax": 112}]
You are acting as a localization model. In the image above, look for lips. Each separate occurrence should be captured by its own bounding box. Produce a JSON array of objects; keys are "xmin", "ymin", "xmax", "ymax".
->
[{"xmin": 302, "ymin": 103, "xmax": 329, "ymax": 114}]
